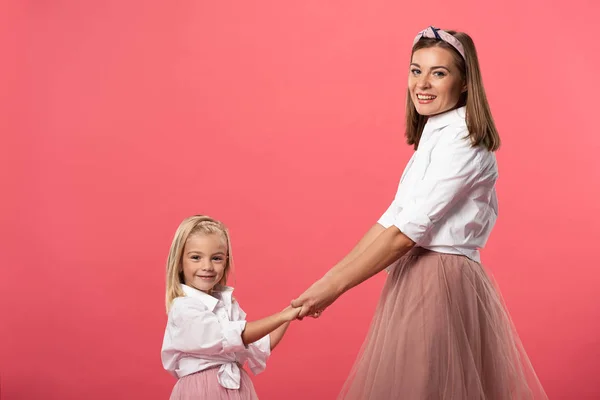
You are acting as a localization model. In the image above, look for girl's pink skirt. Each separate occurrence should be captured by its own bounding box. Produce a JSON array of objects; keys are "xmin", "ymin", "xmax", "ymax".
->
[
  {"xmin": 339, "ymin": 247, "xmax": 548, "ymax": 399},
  {"xmin": 170, "ymin": 367, "xmax": 258, "ymax": 400}
]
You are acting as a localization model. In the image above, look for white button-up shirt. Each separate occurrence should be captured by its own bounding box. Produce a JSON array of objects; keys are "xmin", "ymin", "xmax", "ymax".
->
[
  {"xmin": 378, "ymin": 106, "xmax": 498, "ymax": 262},
  {"xmin": 161, "ymin": 284, "xmax": 271, "ymax": 390}
]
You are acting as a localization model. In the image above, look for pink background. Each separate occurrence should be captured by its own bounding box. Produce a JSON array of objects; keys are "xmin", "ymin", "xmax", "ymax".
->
[{"xmin": 2, "ymin": 1, "xmax": 600, "ymax": 399}]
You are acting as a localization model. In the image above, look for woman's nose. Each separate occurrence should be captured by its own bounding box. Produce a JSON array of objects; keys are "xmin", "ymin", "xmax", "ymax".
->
[{"xmin": 417, "ymin": 75, "xmax": 431, "ymax": 89}]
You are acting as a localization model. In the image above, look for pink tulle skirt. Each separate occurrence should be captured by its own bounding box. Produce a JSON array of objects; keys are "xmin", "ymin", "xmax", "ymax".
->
[
  {"xmin": 170, "ymin": 367, "xmax": 258, "ymax": 400},
  {"xmin": 339, "ymin": 247, "xmax": 548, "ymax": 399}
]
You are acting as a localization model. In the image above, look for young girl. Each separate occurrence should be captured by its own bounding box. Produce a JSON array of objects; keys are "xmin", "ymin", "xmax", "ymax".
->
[
  {"xmin": 292, "ymin": 27, "xmax": 548, "ymax": 399},
  {"xmin": 161, "ymin": 215, "xmax": 299, "ymax": 399}
]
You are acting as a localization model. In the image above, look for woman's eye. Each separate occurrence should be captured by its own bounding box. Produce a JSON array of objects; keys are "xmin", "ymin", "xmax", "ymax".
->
[
  {"xmin": 411, "ymin": 69, "xmax": 421, "ymax": 75},
  {"xmin": 433, "ymin": 71, "xmax": 446, "ymax": 77}
]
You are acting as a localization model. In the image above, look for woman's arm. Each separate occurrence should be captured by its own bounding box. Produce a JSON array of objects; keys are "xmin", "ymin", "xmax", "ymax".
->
[
  {"xmin": 291, "ymin": 226, "xmax": 414, "ymax": 318},
  {"xmin": 290, "ymin": 131, "xmax": 486, "ymax": 319},
  {"xmin": 334, "ymin": 226, "xmax": 414, "ymax": 292},
  {"xmin": 324, "ymin": 223, "xmax": 386, "ymax": 278}
]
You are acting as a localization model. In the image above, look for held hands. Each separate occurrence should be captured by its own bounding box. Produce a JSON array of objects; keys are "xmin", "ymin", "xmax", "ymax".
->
[
  {"xmin": 290, "ymin": 274, "xmax": 344, "ymax": 320},
  {"xmin": 280, "ymin": 305, "xmax": 302, "ymax": 322}
]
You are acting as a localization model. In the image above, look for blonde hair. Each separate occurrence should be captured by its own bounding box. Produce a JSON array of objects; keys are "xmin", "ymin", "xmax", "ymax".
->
[
  {"xmin": 405, "ymin": 29, "xmax": 501, "ymax": 152},
  {"xmin": 165, "ymin": 215, "xmax": 233, "ymax": 312}
]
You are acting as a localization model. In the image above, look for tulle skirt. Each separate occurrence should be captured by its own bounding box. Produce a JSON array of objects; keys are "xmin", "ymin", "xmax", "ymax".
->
[
  {"xmin": 170, "ymin": 367, "xmax": 259, "ymax": 400},
  {"xmin": 339, "ymin": 247, "xmax": 548, "ymax": 400}
]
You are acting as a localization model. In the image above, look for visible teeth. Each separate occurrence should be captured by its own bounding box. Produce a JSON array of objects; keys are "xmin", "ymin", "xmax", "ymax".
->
[{"xmin": 417, "ymin": 95, "xmax": 436, "ymax": 100}]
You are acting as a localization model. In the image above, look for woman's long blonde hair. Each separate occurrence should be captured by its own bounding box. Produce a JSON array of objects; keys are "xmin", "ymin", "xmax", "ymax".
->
[
  {"xmin": 405, "ymin": 29, "xmax": 501, "ymax": 151},
  {"xmin": 165, "ymin": 215, "xmax": 233, "ymax": 312}
]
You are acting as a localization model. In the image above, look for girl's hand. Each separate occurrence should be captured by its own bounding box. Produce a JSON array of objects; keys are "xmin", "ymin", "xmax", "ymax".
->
[{"xmin": 280, "ymin": 305, "xmax": 301, "ymax": 322}]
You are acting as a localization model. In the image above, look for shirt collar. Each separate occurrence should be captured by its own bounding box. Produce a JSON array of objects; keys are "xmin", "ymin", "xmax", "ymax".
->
[
  {"xmin": 422, "ymin": 106, "xmax": 467, "ymax": 138},
  {"xmin": 181, "ymin": 284, "xmax": 234, "ymax": 312}
]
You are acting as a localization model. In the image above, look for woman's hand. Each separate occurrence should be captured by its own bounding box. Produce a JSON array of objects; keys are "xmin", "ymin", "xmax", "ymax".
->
[{"xmin": 290, "ymin": 275, "xmax": 345, "ymax": 319}]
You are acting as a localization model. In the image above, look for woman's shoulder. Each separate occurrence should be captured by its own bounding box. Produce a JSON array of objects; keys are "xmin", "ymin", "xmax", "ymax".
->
[
  {"xmin": 442, "ymin": 124, "xmax": 495, "ymax": 154},
  {"xmin": 436, "ymin": 124, "xmax": 479, "ymax": 154}
]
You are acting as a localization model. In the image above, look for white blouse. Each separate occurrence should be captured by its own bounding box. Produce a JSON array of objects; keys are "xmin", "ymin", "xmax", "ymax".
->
[
  {"xmin": 161, "ymin": 284, "xmax": 271, "ymax": 390},
  {"xmin": 378, "ymin": 106, "xmax": 498, "ymax": 262}
]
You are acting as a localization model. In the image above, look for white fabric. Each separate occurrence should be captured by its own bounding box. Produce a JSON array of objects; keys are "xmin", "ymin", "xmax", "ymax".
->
[
  {"xmin": 378, "ymin": 106, "xmax": 498, "ymax": 262},
  {"xmin": 161, "ymin": 284, "xmax": 271, "ymax": 389}
]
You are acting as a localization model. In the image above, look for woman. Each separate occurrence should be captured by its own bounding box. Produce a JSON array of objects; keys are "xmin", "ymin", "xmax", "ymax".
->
[{"xmin": 291, "ymin": 27, "xmax": 548, "ymax": 399}]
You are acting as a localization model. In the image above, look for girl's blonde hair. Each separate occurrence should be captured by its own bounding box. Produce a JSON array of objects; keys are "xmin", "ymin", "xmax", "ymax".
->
[
  {"xmin": 405, "ymin": 29, "xmax": 501, "ymax": 152},
  {"xmin": 165, "ymin": 215, "xmax": 233, "ymax": 312}
]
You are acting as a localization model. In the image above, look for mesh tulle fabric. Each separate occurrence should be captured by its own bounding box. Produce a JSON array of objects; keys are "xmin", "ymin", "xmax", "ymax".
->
[
  {"xmin": 170, "ymin": 367, "xmax": 259, "ymax": 400},
  {"xmin": 339, "ymin": 248, "xmax": 548, "ymax": 400}
]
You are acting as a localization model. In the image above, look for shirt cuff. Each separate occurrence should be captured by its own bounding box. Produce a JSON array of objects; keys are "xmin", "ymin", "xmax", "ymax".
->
[
  {"xmin": 392, "ymin": 207, "xmax": 433, "ymax": 245},
  {"xmin": 378, "ymin": 206, "xmax": 396, "ymax": 228},
  {"xmin": 221, "ymin": 320, "xmax": 247, "ymax": 353},
  {"xmin": 246, "ymin": 335, "xmax": 271, "ymax": 375},
  {"xmin": 377, "ymin": 215, "xmax": 393, "ymax": 229}
]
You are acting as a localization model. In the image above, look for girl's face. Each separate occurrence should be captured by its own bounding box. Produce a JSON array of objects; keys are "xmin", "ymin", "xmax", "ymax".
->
[
  {"xmin": 408, "ymin": 46, "xmax": 465, "ymax": 116},
  {"xmin": 181, "ymin": 233, "xmax": 227, "ymax": 293}
]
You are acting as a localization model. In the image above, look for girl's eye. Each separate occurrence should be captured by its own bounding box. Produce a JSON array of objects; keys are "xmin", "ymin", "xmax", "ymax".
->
[
  {"xmin": 191, "ymin": 255, "xmax": 200, "ymax": 261},
  {"xmin": 213, "ymin": 257, "xmax": 225, "ymax": 262}
]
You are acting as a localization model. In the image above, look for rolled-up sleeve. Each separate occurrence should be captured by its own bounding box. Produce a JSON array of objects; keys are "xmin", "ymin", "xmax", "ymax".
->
[
  {"xmin": 378, "ymin": 200, "xmax": 400, "ymax": 229},
  {"xmin": 387, "ymin": 135, "xmax": 482, "ymax": 244},
  {"xmin": 378, "ymin": 154, "xmax": 415, "ymax": 229},
  {"xmin": 167, "ymin": 298, "xmax": 247, "ymax": 356},
  {"xmin": 233, "ymin": 303, "xmax": 271, "ymax": 375},
  {"xmin": 245, "ymin": 335, "xmax": 271, "ymax": 375}
]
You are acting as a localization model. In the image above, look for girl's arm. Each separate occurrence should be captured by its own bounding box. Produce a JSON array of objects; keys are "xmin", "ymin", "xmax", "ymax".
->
[
  {"xmin": 267, "ymin": 306, "xmax": 300, "ymax": 350},
  {"xmin": 268, "ymin": 322, "xmax": 289, "ymax": 351},
  {"xmin": 241, "ymin": 306, "xmax": 299, "ymax": 346}
]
